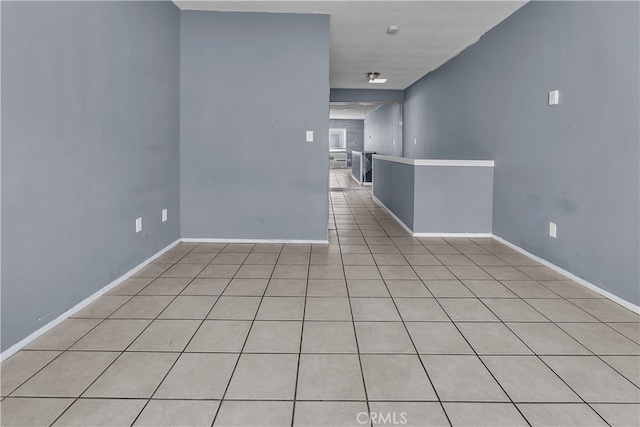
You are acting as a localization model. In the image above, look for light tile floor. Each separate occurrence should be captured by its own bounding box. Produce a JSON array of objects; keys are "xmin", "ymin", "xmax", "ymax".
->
[{"xmin": 1, "ymin": 169, "xmax": 639, "ymax": 426}]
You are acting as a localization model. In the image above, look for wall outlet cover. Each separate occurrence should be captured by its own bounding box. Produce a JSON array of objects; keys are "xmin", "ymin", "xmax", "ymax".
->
[
  {"xmin": 136, "ymin": 217, "xmax": 143, "ymax": 233},
  {"xmin": 162, "ymin": 209, "xmax": 168, "ymax": 222},
  {"xmin": 549, "ymin": 221, "xmax": 557, "ymax": 238},
  {"xmin": 548, "ymin": 90, "xmax": 559, "ymax": 105}
]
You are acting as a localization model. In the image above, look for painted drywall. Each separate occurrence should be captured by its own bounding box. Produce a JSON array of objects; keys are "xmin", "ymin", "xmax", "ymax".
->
[
  {"xmin": 372, "ymin": 159, "xmax": 414, "ymax": 230},
  {"xmin": 330, "ymin": 89, "xmax": 404, "ymax": 104},
  {"xmin": 403, "ymin": 1, "xmax": 639, "ymax": 304},
  {"xmin": 1, "ymin": 1, "xmax": 181, "ymax": 350},
  {"xmin": 364, "ymin": 103, "xmax": 402, "ymax": 156},
  {"xmin": 413, "ymin": 166, "xmax": 493, "ymax": 233},
  {"xmin": 180, "ymin": 11, "xmax": 330, "ymax": 240},
  {"xmin": 330, "ymin": 119, "xmax": 364, "ymax": 166}
]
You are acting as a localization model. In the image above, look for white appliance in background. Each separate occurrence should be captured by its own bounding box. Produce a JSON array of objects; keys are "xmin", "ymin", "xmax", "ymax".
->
[{"xmin": 329, "ymin": 152, "xmax": 348, "ymax": 168}]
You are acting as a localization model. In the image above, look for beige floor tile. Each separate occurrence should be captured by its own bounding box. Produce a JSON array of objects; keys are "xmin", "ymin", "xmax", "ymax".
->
[
  {"xmin": 438, "ymin": 298, "xmax": 499, "ymax": 322},
  {"xmin": 222, "ymin": 243, "xmax": 255, "ymax": 253},
  {"xmin": 385, "ymin": 280, "xmax": 431, "ymax": 297},
  {"xmin": 568, "ymin": 298, "xmax": 640, "ymax": 322},
  {"xmin": 462, "ymin": 280, "xmax": 516, "ymax": 298},
  {"xmin": 0, "ymin": 397, "xmax": 73, "ymax": 426},
  {"xmin": 180, "ymin": 278, "xmax": 230, "ymax": 295},
  {"xmin": 367, "ymin": 402, "xmax": 449, "ymax": 427},
  {"xmin": 457, "ymin": 322, "xmax": 533, "ymax": 355},
  {"xmin": 1, "ymin": 350, "xmax": 61, "ymax": 396},
  {"xmin": 342, "ymin": 253, "xmax": 375, "ymax": 266},
  {"xmin": 207, "ymin": 296, "xmax": 261, "ymax": 320},
  {"xmin": 443, "ymin": 402, "xmax": 528, "ymax": 427},
  {"xmin": 110, "ymin": 296, "xmax": 173, "ymax": 319},
  {"xmin": 234, "ymin": 264, "xmax": 274, "ymax": 279},
  {"xmin": 607, "ymin": 322, "xmax": 640, "ymax": 344},
  {"xmin": 424, "ymin": 280, "xmax": 474, "ymax": 297},
  {"xmin": 422, "ymin": 355, "xmax": 509, "ymax": 402},
  {"xmin": 52, "ymin": 398, "xmax": 146, "ymax": 426},
  {"xmin": 518, "ymin": 403, "xmax": 608, "ymax": 426},
  {"xmin": 305, "ymin": 297, "xmax": 352, "ymax": 321},
  {"xmin": 105, "ymin": 278, "xmax": 153, "ymax": 295},
  {"xmin": 244, "ymin": 252, "xmax": 279, "ymax": 265},
  {"xmin": 134, "ymin": 400, "xmax": 220, "ymax": 427},
  {"xmin": 601, "ymin": 356, "xmax": 640, "ymax": 387},
  {"xmin": 482, "ymin": 266, "xmax": 531, "ymax": 281},
  {"xmin": 406, "ymin": 322, "xmax": 473, "ymax": 354},
  {"xmin": 351, "ymin": 298, "xmax": 401, "ymax": 321},
  {"xmin": 211, "ymin": 252, "xmax": 248, "ymax": 264},
  {"xmin": 296, "ymin": 354, "xmax": 365, "ymax": 400},
  {"xmin": 301, "ymin": 321, "xmax": 358, "ymax": 353},
  {"xmin": 481, "ymin": 298, "xmax": 549, "ymax": 322},
  {"xmin": 500, "ymin": 281, "xmax": 561, "ymax": 298},
  {"xmin": 346, "ymin": 279, "xmax": 390, "ymax": 297},
  {"xmin": 272, "ymin": 264, "xmax": 309, "ymax": 279},
  {"xmin": 12, "ymin": 351, "xmax": 118, "ymax": 397},
  {"xmin": 542, "ymin": 355, "xmax": 640, "ymax": 403},
  {"xmin": 198, "ymin": 264, "xmax": 241, "ymax": 279},
  {"xmin": 506, "ymin": 323, "xmax": 590, "ymax": 355},
  {"xmin": 226, "ymin": 354, "xmax": 298, "ymax": 399},
  {"xmin": 277, "ymin": 252, "xmax": 311, "ymax": 265},
  {"xmin": 372, "ymin": 254, "xmax": 408, "ymax": 266},
  {"xmin": 252, "ymin": 243, "xmax": 283, "ymax": 253},
  {"xmin": 128, "ymin": 319, "xmax": 200, "ymax": 352},
  {"xmin": 404, "ymin": 254, "xmax": 442, "ymax": 266},
  {"xmin": 138, "ymin": 277, "xmax": 191, "ymax": 295},
  {"xmin": 394, "ymin": 298, "xmax": 449, "ymax": 322},
  {"xmin": 591, "ymin": 403, "xmax": 640, "ymax": 427},
  {"xmin": 466, "ymin": 254, "xmax": 509, "ymax": 266},
  {"xmin": 70, "ymin": 319, "xmax": 150, "ymax": 351},
  {"xmin": 361, "ymin": 354, "xmax": 437, "ymax": 401},
  {"xmin": 447, "ymin": 265, "xmax": 493, "ymax": 280},
  {"xmin": 294, "ymin": 401, "xmax": 368, "ymax": 427},
  {"xmin": 25, "ymin": 319, "xmax": 100, "ymax": 351},
  {"xmin": 256, "ymin": 297, "xmax": 305, "ymax": 320},
  {"xmin": 178, "ymin": 252, "xmax": 217, "ymax": 264},
  {"xmin": 214, "ymin": 401, "xmax": 293, "ymax": 427},
  {"xmin": 244, "ymin": 321, "xmax": 302, "ymax": 353},
  {"xmin": 265, "ymin": 278, "xmax": 307, "ymax": 296},
  {"xmin": 83, "ymin": 352, "xmax": 177, "ymax": 398},
  {"xmin": 482, "ymin": 355, "xmax": 581, "ymax": 402},
  {"xmin": 344, "ymin": 266, "xmax": 382, "ymax": 280},
  {"xmin": 186, "ymin": 320, "xmax": 251, "ymax": 352},
  {"xmin": 154, "ymin": 353, "xmax": 238, "ymax": 399},
  {"xmin": 310, "ymin": 253, "xmax": 343, "ymax": 264},
  {"xmin": 434, "ymin": 254, "xmax": 474, "ymax": 266},
  {"xmin": 340, "ymin": 245, "xmax": 372, "ymax": 254},
  {"xmin": 153, "ymin": 252, "xmax": 187, "ymax": 264},
  {"xmin": 525, "ymin": 299, "xmax": 598, "ymax": 322},
  {"xmin": 307, "ymin": 279, "xmax": 348, "ymax": 297},
  {"xmin": 132, "ymin": 263, "xmax": 172, "ymax": 278},
  {"xmin": 497, "ymin": 254, "xmax": 541, "ymax": 266},
  {"xmin": 158, "ymin": 296, "xmax": 217, "ymax": 319},
  {"xmin": 558, "ymin": 323, "xmax": 640, "ymax": 355},
  {"xmin": 223, "ymin": 278, "xmax": 269, "ymax": 296},
  {"xmin": 161, "ymin": 263, "xmax": 206, "ymax": 278},
  {"xmin": 413, "ymin": 266, "xmax": 457, "ymax": 280},
  {"xmin": 355, "ymin": 322, "xmax": 415, "ymax": 353},
  {"xmin": 378, "ymin": 266, "xmax": 419, "ymax": 280},
  {"xmin": 71, "ymin": 296, "xmax": 131, "ymax": 319},
  {"xmin": 539, "ymin": 280, "xmax": 604, "ymax": 298}
]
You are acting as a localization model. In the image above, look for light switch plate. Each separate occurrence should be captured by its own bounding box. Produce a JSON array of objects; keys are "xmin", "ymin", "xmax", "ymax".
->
[
  {"xmin": 162, "ymin": 209, "xmax": 167, "ymax": 223},
  {"xmin": 548, "ymin": 90, "xmax": 559, "ymax": 105},
  {"xmin": 136, "ymin": 217, "xmax": 143, "ymax": 233},
  {"xmin": 549, "ymin": 222, "xmax": 557, "ymax": 238},
  {"xmin": 306, "ymin": 131, "xmax": 314, "ymax": 142}
]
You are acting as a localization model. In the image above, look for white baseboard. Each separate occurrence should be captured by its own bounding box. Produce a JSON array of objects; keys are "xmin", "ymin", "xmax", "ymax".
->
[
  {"xmin": 181, "ymin": 238, "xmax": 329, "ymax": 244},
  {"xmin": 373, "ymin": 196, "xmax": 492, "ymax": 238},
  {"xmin": 1, "ymin": 239, "xmax": 181, "ymax": 362},
  {"xmin": 492, "ymin": 235, "xmax": 640, "ymax": 314}
]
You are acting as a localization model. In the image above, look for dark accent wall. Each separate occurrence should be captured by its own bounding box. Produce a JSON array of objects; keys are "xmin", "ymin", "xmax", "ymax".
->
[
  {"xmin": 403, "ymin": 1, "xmax": 639, "ymax": 305},
  {"xmin": 364, "ymin": 103, "xmax": 402, "ymax": 157},
  {"xmin": 330, "ymin": 119, "xmax": 364, "ymax": 166},
  {"xmin": 1, "ymin": 1, "xmax": 181, "ymax": 350},
  {"xmin": 180, "ymin": 11, "xmax": 330, "ymax": 240},
  {"xmin": 330, "ymin": 89, "xmax": 404, "ymax": 103}
]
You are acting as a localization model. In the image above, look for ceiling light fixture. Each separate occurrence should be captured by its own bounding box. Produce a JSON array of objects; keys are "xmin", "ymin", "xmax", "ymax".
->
[
  {"xmin": 366, "ymin": 72, "xmax": 387, "ymax": 84},
  {"xmin": 387, "ymin": 25, "xmax": 399, "ymax": 35}
]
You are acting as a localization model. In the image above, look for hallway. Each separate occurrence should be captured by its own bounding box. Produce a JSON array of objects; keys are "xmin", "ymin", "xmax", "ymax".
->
[{"xmin": 0, "ymin": 170, "xmax": 638, "ymax": 426}]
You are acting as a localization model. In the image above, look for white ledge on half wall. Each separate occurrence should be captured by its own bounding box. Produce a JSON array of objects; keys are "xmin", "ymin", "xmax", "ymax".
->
[{"xmin": 372, "ymin": 154, "xmax": 494, "ymax": 167}]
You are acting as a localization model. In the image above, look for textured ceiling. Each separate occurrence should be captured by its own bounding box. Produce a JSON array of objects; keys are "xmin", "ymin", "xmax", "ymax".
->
[{"xmin": 174, "ymin": 1, "xmax": 527, "ymax": 90}]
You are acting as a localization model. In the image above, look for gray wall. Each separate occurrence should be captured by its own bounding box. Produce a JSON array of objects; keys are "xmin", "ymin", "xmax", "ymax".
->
[
  {"xmin": 330, "ymin": 119, "xmax": 364, "ymax": 166},
  {"xmin": 403, "ymin": 2, "xmax": 639, "ymax": 304},
  {"xmin": 365, "ymin": 103, "xmax": 402, "ymax": 156},
  {"xmin": 180, "ymin": 11, "xmax": 330, "ymax": 241},
  {"xmin": 1, "ymin": 1, "xmax": 181, "ymax": 351},
  {"xmin": 330, "ymin": 89, "xmax": 404, "ymax": 104},
  {"xmin": 372, "ymin": 159, "xmax": 414, "ymax": 230},
  {"xmin": 413, "ymin": 166, "xmax": 493, "ymax": 234}
]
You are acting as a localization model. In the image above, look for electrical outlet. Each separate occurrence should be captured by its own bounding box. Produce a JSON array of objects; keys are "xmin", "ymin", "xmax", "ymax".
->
[
  {"xmin": 136, "ymin": 217, "xmax": 143, "ymax": 233},
  {"xmin": 548, "ymin": 90, "xmax": 559, "ymax": 105},
  {"xmin": 549, "ymin": 222, "xmax": 557, "ymax": 238},
  {"xmin": 162, "ymin": 209, "xmax": 168, "ymax": 222},
  {"xmin": 306, "ymin": 131, "xmax": 313, "ymax": 142},
  {"xmin": 414, "ymin": 138, "xmax": 417, "ymax": 145}
]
